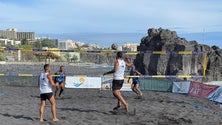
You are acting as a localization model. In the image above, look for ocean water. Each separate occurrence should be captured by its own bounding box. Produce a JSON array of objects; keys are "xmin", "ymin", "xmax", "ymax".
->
[
  {"xmin": 37, "ymin": 33, "xmax": 146, "ymax": 47},
  {"xmin": 37, "ymin": 32, "xmax": 221, "ymax": 48}
]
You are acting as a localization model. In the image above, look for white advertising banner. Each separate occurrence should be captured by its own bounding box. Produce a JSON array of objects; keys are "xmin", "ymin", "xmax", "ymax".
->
[
  {"xmin": 101, "ymin": 77, "xmax": 112, "ymax": 90},
  {"xmin": 101, "ymin": 77, "xmax": 132, "ymax": 91},
  {"xmin": 172, "ymin": 81, "xmax": 191, "ymax": 94},
  {"xmin": 65, "ymin": 76, "xmax": 101, "ymax": 88},
  {"xmin": 121, "ymin": 78, "xmax": 132, "ymax": 91},
  {"xmin": 208, "ymin": 86, "xmax": 222, "ymax": 103}
]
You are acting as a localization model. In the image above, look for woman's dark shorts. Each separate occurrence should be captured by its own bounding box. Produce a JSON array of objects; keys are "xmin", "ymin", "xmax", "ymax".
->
[
  {"xmin": 112, "ymin": 80, "xmax": 124, "ymax": 90},
  {"xmin": 40, "ymin": 92, "xmax": 53, "ymax": 101}
]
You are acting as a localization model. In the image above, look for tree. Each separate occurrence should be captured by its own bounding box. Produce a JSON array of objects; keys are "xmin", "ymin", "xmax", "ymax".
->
[
  {"xmin": 0, "ymin": 36, "xmax": 6, "ymax": 39},
  {"xmin": 41, "ymin": 39, "xmax": 56, "ymax": 48},
  {"xmin": 0, "ymin": 53, "xmax": 6, "ymax": 61},
  {"xmin": 32, "ymin": 39, "xmax": 56, "ymax": 49},
  {"xmin": 71, "ymin": 55, "xmax": 78, "ymax": 62},
  {"xmin": 21, "ymin": 39, "xmax": 29, "ymax": 45},
  {"xmin": 64, "ymin": 53, "xmax": 71, "ymax": 62},
  {"xmin": 33, "ymin": 51, "xmax": 59, "ymax": 64},
  {"xmin": 19, "ymin": 44, "xmax": 33, "ymax": 49},
  {"xmin": 33, "ymin": 40, "xmax": 42, "ymax": 49}
]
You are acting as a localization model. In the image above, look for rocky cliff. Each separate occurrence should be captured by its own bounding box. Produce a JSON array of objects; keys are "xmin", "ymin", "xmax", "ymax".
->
[{"xmin": 134, "ymin": 28, "xmax": 222, "ymax": 82}]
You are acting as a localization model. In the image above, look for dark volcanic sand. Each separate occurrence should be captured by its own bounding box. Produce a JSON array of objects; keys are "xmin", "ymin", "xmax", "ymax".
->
[{"xmin": 0, "ymin": 86, "xmax": 222, "ymax": 125}]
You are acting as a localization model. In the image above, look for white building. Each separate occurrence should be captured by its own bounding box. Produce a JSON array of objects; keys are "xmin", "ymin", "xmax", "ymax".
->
[
  {"xmin": 58, "ymin": 40, "xmax": 68, "ymax": 50},
  {"xmin": 122, "ymin": 43, "xmax": 139, "ymax": 51},
  {"xmin": 58, "ymin": 40, "xmax": 77, "ymax": 50},
  {"xmin": 0, "ymin": 39, "xmax": 21, "ymax": 46},
  {"xmin": 14, "ymin": 40, "xmax": 21, "ymax": 45},
  {"xmin": 58, "ymin": 40, "xmax": 88, "ymax": 50}
]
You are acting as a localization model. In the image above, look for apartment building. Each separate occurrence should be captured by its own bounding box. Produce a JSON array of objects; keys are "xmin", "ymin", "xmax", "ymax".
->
[
  {"xmin": 0, "ymin": 29, "xmax": 17, "ymax": 40},
  {"xmin": 0, "ymin": 28, "xmax": 35, "ymax": 41},
  {"xmin": 17, "ymin": 32, "xmax": 35, "ymax": 41}
]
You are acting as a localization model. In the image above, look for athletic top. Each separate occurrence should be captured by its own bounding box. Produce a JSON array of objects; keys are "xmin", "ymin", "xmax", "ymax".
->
[
  {"xmin": 39, "ymin": 73, "xmax": 52, "ymax": 94},
  {"xmin": 130, "ymin": 70, "xmax": 138, "ymax": 79},
  {"xmin": 130, "ymin": 70, "xmax": 139, "ymax": 84},
  {"xmin": 113, "ymin": 59, "xmax": 125, "ymax": 80},
  {"xmin": 55, "ymin": 70, "xmax": 65, "ymax": 83}
]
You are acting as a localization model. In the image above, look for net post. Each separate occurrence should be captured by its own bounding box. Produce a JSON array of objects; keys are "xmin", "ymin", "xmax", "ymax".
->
[{"xmin": 203, "ymin": 53, "xmax": 207, "ymax": 76}]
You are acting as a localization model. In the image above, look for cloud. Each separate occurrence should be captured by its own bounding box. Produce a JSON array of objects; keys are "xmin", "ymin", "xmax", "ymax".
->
[{"xmin": 0, "ymin": 0, "xmax": 222, "ymax": 33}]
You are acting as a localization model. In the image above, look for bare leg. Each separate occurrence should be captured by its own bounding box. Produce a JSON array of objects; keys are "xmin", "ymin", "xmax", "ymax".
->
[
  {"xmin": 39, "ymin": 100, "xmax": 46, "ymax": 122},
  {"xmin": 113, "ymin": 93, "xmax": 121, "ymax": 110},
  {"xmin": 49, "ymin": 96, "xmax": 59, "ymax": 122},
  {"xmin": 113, "ymin": 93, "xmax": 121, "ymax": 106},
  {"xmin": 113, "ymin": 90, "xmax": 128, "ymax": 112},
  {"xmin": 58, "ymin": 83, "xmax": 64, "ymax": 97},
  {"xmin": 54, "ymin": 83, "xmax": 59, "ymax": 97},
  {"xmin": 135, "ymin": 84, "xmax": 142, "ymax": 96},
  {"xmin": 132, "ymin": 84, "xmax": 139, "ymax": 95}
]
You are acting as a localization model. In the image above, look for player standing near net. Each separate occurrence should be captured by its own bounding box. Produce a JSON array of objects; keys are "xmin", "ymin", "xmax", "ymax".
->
[
  {"xmin": 39, "ymin": 64, "xmax": 59, "ymax": 122},
  {"xmin": 103, "ymin": 51, "xmax": 131, "ymax": 112},
  {"xmin": 54, "ymin": 65, "xmax": 66, "ymax": 97},
  {"xmin": 128, "ymin": 65, "xmax": 143, "ymax": 99}
]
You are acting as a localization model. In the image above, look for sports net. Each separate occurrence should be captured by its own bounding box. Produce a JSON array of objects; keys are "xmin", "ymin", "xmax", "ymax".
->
[{"xmin": 0, "ymin": 48, "xmax": 206, "ymax": 78}]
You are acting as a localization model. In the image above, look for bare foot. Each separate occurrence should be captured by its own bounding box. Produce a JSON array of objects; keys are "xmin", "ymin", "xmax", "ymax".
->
[
  {"xmin": 39, "ymin": 119, "xmax": 44, "ymax": 122},
  {"xmin": 53, "ymin": 118, "xmax": 59, "ymax": 122}
]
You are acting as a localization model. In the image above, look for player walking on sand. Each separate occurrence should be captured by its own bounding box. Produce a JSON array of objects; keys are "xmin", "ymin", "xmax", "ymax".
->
[
  {"xmin": 39, "ymin": 64, "xmax": 59, "ymax": 122},
  {"xmin": 128, "ymin": 65, "xmax": 143, "ymax": 99},
  {"xmin": 54, "ymin": 65, "xmax": 66, "ymax": 97},
  {"xmin": 103, "ymin": 52, "xmax": 131, "ymax": 112}
]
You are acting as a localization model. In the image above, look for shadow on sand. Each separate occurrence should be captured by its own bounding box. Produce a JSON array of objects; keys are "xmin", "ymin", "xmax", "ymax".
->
[
  {"xmin": 59, "ymin": 107, "xmax": 110, "ymax": 115},
  {"xmin": 0, "ymin": 113, "xmax": 34, "ymax": 121},
  {"xmin": 59, "ymin": 107, "xmax": 136, "ymax": 116}
]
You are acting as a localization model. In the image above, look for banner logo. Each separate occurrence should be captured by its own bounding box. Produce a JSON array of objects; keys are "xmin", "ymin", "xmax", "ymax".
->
[{"xmin": 73, "ymin": 77, "xmax": 85, "ymax": 87}]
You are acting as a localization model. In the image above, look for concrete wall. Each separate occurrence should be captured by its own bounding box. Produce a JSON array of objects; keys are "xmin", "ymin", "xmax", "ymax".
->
[{"xmin": 0, "ymin": 76, "xmax": 39, "ymax": 87}]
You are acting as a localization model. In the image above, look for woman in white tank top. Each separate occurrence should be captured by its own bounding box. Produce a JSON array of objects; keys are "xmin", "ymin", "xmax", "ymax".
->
[
  {"xmin": 113, "ymin": 59, "xmax": 125, "ymax": 80},
  {"xmin": 103, "ymin": 52, "xmax": 131, "ymax": 112}
]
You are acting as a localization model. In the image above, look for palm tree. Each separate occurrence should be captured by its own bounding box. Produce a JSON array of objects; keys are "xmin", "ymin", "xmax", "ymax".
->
[{"xmin": 33, "ymin": 51, "xmax": 59, "ymax": 64}]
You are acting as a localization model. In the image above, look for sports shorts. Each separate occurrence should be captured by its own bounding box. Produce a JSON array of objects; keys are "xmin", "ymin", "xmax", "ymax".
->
[
  {"xmin": 112, "ymin": 80, "xmax": 124, "ymax": 90},
  {"xmin": 40, "ymin": 92, "xmax": 53, "ymax": 101}
]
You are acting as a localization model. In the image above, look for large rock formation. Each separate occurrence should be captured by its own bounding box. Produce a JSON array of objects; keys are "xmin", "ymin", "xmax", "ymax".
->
[{"xmin": 134, "ymin": 28, "xmax": 222, "ymax": 82}]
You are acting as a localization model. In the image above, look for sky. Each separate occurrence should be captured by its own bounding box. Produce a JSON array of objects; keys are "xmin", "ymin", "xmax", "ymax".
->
[{"xmin": 0, "ymin": 0, "xmax": 221, "ymax": 47}]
